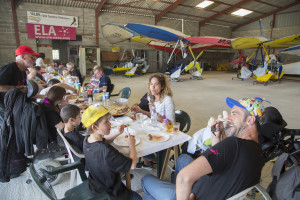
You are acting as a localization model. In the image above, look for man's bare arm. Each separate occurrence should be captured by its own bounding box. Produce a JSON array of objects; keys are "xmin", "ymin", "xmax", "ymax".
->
[
  {"xmin": 0, "ymin": 85, "xmax": 26, "ymax": 92},
  {"xmin": 176, "ymin": 156, "xmax": 213, "ymax": 200},
  {"xmin": 54, "ymin": 83, "xmax": 77, "ymax": 93}
]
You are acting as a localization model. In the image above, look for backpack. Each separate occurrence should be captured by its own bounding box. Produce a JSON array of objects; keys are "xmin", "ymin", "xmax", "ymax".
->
[{"xmin": 267, "ymin": 153, "xmax": 300, "ymax": 200}]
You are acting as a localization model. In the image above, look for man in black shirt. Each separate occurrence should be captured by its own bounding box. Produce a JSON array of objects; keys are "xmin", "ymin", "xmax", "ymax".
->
[
  {"xmin": 0, "ymin": 45, "xmax": 39, "ymax": 125},
  {"xmin": 142, "ymin": 97, "xmax": 266, "ymax": 200}
]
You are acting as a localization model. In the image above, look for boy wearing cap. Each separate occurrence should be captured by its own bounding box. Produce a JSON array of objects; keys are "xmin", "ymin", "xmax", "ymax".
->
[
  {"xmin": 82, "ymin": 105, "xmax": 142, "ymax": 200},
  {"xmin": 142, "ymin": 97, "xmax": 265, "ymax": 200},
  {"xmin": 0, "ymin": 45, "xmax": 39, "ymax": 125}
]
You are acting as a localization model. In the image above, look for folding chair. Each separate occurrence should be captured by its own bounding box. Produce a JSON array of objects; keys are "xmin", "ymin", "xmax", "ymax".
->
[{"xmin": 227, "ymin": 184, "xmax": 272, "ymax": 200}]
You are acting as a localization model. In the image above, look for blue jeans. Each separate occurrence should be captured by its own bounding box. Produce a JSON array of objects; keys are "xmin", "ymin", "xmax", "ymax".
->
[
  {"xmin": 141, "ymin": 154, "xmax": 194, "ymax": 200},
  {"xmin": 132, "ymin": 190, "xmax": 143, "ymax": 200}
]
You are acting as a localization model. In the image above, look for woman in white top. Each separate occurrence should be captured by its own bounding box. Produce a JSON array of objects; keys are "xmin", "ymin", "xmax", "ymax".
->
[
  {"xmin": 148, "ymin": 73, "xmax": 175, "ymax": 123},
  {"xmin": 134, "ymin": 73, "xmax": 175, "ymax": 169},
  {"xmin": 132, "ymin": 73, "xmax": 175, "ymax": 123}
]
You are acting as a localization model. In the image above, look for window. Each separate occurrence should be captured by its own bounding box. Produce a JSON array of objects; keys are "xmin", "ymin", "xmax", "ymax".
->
[
  {"xmin": 196, "ymin": 1, "xmax": 214, "ymax": 8},
  {"xmin": 52, "ymin": 49, "xmax": 59, "ymax": 60},
  {"xmin": 231, "ymin": 9, "xmax": 253, "ymax": 17}
]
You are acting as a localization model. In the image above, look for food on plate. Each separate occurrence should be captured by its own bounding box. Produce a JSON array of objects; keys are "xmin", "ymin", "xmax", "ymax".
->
[
  {"xmin": 107, "ymin": 104, "xmax": 130, "ymax": 116},
  {"xmin": 75, "ymin": 99, "xmax": 84, "ymax": 104},
  {"xmin": 129, "ymin": 115, "xmax": 136, "ymax": 121},
  {"xmin": 67, "ymin": 95, "xmax": 78, "ymax": 99},
  {"xmin": 147, "ymin": 134, "xmax": 165, "ymax": 142}
]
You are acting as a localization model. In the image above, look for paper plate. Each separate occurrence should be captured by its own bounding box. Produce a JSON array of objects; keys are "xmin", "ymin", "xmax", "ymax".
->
[
  {"xmin": 114, "ymin": 135, "xmax": 140, "ymax": 147},
  {"xmin": 144, "ymin": 133, "xmax": 170, "ymax": 142}
]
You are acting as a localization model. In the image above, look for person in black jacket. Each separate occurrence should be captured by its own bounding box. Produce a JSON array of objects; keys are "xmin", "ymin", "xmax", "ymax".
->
[{"xmin": 66, "ymin": 62, "xmax": 83, "ymax": 85}]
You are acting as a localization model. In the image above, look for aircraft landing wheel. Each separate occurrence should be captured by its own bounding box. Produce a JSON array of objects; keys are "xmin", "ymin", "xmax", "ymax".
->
[{"xmin": 264, "ymin": 82, "xmax": 268, "ymax": 86}]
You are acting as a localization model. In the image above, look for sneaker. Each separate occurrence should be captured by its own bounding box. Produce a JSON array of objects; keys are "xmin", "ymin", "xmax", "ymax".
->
[{"xmin": 136, "ymin": 162, "xmax": 153, "ymax": 170}]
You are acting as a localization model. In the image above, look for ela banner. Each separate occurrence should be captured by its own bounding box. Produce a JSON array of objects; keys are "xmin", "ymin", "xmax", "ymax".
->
[{"xmin": 26, "ymin": 23, "xmax": 76, "ymax": 40}]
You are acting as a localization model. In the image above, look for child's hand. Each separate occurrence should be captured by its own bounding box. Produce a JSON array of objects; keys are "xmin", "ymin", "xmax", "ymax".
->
[
  {"xmin": 128, "ymin": 133, "xmax": 136, "ymax": 147},
  {"xmin": 118, "ymin": 124, "xmax": 125, "ymax": 134}
]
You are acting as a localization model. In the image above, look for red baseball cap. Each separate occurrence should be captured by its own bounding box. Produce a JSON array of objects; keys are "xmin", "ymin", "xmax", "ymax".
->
[{"xmin": 15, "ymin": 45, "xmax": 40, "ymax": 57}]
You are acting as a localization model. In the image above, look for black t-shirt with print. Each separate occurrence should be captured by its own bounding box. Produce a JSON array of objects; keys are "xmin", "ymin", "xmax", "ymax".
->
[
  {"xmin": 62, "ymin": 129, "xmax": 84, "ymax": 161},
  {"xmin": 40, "ymin": 103, "xmax": 62, "ymax": 142},
  {"xmin": 138, "ymin": 93, "xmax": 150, "ymax": 112},
  {"xmin": 83, "ymin": 137, "xmax": 132, "ymax": 200},
  {"xmin": 191, "ymin": 137, "xmax": 265, "ymax": 200},
  {"xmin": 0, "ymin": 62, "xmax": 27, "ymax": 105}
]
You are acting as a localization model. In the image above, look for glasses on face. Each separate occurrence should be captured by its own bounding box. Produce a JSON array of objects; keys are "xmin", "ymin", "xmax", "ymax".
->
[{"xmin": 25, "ymin": 54, "xmax": 37, "ymax": 60}]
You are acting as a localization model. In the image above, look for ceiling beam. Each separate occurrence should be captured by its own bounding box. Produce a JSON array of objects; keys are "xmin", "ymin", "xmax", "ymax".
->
[
  {"xmin": 104, "ymin": 0, "xmax": 144, "ymax": 9},
  {"xmin": 155, "ymin": 0, "xmax": 183, "ymax": 24},
  {"xmin": 254, "ymin": 0, "xmax": 281, "ymax": 8},
  {"xmin": 95, "ymin": 0, "xmax": 108, "ymax": 46},
  {"xmin": 198, "ymin": 0, "xmax": 253, "ymax": 28},
  {"xmin": 232, "ymin": 1, "xmax": 300, "ymax": 31}
]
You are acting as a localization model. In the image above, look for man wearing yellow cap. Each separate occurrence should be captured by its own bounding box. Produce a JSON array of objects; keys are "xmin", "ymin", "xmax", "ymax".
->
[
  {"xmin": 81, "ymin": 105, "xmax": 142, "ymax": 200},
  {"xmin": 142, "ymin": 97, "xmax": 265, "ymax": 200},
  {"xmin": 0, "ymin": 45, "xmax": 40, "ymax": 125}
]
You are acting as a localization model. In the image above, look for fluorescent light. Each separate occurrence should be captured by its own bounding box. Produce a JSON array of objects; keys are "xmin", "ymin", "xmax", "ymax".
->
[
  {"xmin": 196, "ymin": 1, "xmax": 214, "ymax": 8},
  {"xmin": 231, "ymin": 8, "xmax": 253, "ymax": 16}
]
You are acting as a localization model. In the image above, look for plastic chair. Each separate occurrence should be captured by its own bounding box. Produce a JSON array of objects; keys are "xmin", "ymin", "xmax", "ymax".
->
[
  {"xmin": 175, "ymin": 110, "xmax": 191, "ymax": 133},
  {"xmin": 110, "ymin": 87, "xmax": 131, "ymax": 99},
  {"xmin": 57, "ymin": 128, "xmax": 85, "ymax": 188},
  {"xmin": 227, "ymin": 184, "xmax": 272, "ymax": 200},
  {"xmin": 29, "ymin": 161, "xmax": 110, "ymax": 200},
  {"xmin": 109, "ymin": 84, "xmax": 114, "ymax": 98}
]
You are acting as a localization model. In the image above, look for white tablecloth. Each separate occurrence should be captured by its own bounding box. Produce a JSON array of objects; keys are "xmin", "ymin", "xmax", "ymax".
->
[{"xmin": 110, "ymin": 116, "xmax": 191, "ymax": 158}]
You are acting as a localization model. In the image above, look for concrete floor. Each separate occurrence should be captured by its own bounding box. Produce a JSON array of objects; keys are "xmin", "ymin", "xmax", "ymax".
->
[{"xmin": 1, "ymin": 71, "xmax": 299, "ymax": 199}]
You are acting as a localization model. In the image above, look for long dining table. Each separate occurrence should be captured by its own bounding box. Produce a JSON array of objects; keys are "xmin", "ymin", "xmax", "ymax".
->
[
  {"xmin": 69, "ymin": 98, "xmax": 191, "ymax": 189},
  {"xmin": 110, "ymin": 114, "xmax": 191, "ymax": 188}
]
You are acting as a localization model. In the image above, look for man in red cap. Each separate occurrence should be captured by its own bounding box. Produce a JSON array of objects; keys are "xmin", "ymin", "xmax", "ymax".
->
[{"xmin": 0, "ymin": 45, "xmax": 39, "ymax": 125}]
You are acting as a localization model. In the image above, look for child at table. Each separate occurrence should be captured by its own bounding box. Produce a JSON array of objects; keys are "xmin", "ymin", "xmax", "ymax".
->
[
  {"xmin": 60, "ymin": 104, "xmax": 85, "ymax": 161},
  {"xmin": 82, "ymin": 105, "xmax": 142, "ymax": 200},
  {"xmin": 40, "ymin": 86, "xmax": 68, "ymax": 142}
]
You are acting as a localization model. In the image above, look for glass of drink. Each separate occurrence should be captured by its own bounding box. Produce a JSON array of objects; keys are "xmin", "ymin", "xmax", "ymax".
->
[
  {"xmin": 136, "ymin": 113, "xmax": 143, "ymax": 124},
  {"xmin": 166, "ymin": 122, "xmax": 173, "ymax": 133},
  {"xmin": 173, "ymin": 122, "xmax": 180, "ymax": 134}
]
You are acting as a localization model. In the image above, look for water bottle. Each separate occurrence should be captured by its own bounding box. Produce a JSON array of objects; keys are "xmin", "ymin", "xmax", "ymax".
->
[
  {"xmin": 151, "ymin": 106, "xmax": 157, "ymax": 127},
  {"xmin": 102, "ymin": 90, "xmax": 107, "ymax": 102}
]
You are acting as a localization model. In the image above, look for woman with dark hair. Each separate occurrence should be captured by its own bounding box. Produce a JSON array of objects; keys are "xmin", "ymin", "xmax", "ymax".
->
[
  {"xmin": 133, "ymin": 73, "xmax": 175, "ymax": 169},
  {"xmin": 132, "ymin": 73, "xmax": 175, "ymax": 123},
  {"xmin": 40, "ymin": 86, "xmax": 68, "ymax": 142}
]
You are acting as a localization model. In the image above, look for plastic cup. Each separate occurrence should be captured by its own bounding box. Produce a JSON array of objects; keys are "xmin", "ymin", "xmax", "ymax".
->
[
  {"xmin": 136, "ymin": 113, "xmax": 143, "ymax": 124},
  {"xmin": 166, "ymin": 123, "xmax": 173, "ymax": 133},
  {"xmin": 173, "ymin": 122, "xmax": 180, "ymax": 134}
]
